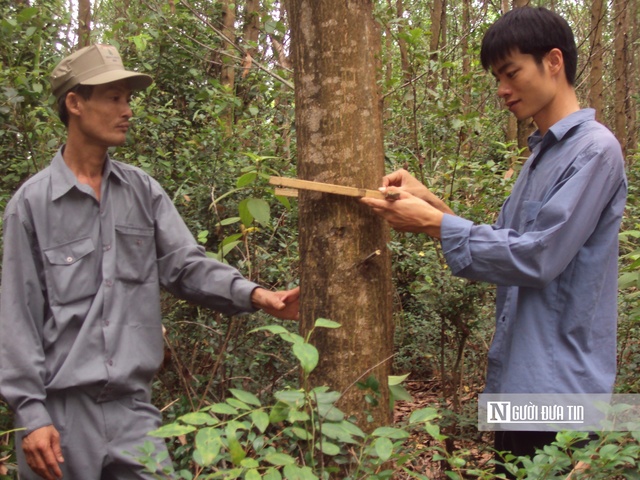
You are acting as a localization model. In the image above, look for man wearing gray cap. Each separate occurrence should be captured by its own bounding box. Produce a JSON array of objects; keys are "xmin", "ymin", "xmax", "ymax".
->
[{"xmin": 0, "ymin": 44, "xmax": 299, "ymax": 479}]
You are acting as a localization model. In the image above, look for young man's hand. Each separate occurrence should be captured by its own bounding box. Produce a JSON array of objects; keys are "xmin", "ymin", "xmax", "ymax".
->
[
  {"xmin": 22, "ymin": 425, "xmax": 64, "ymax": 480},
  {"xmin": 382, "ymin": 169, "xmax": 454, "ymax": 215},
  {"xmin": 361, "ymin": 190, "xmax": 445, "ymax": 239},
  {"xmin": 251, "ymin": 286, "xmax": 300, "ymax": 320}
]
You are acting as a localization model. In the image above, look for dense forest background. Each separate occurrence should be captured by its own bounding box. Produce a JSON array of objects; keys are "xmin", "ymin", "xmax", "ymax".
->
[{"xmin": 0, "ymin": 0, "xmax": 639, "ymax": 478}]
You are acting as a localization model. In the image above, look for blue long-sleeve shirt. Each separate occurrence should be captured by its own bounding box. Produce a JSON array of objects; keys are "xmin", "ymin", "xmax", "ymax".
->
[
  {"xmin": 441, "ymin": 109, "xmax": 627, "ymax": 394},
  {"xmin": 0, "ymin": 149, "xmax": 260, "ymax": 434}
]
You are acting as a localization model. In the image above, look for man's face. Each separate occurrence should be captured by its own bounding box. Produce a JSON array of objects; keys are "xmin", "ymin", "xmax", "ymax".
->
[
  {"xmin": 71, "ymin": 80, "xmax": 134, "ymax": 147},
  {"xmin": 491, "ymin": 50, "xmax": 557, "ymax": 124}
]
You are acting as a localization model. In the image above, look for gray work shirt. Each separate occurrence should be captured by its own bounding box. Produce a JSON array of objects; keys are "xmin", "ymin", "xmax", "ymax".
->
[
  {"xmin": 0, "ymin": 149, "xmax": 259, "ymax": 434},
  {"xmin": 441, "ymin": 109, "xmax": 627, "ymax": 394}
]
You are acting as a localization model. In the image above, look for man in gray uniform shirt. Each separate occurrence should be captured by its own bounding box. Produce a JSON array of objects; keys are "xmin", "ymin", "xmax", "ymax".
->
[{"xmin": 0, "ymin": 44, "xmax": 299, "ymax": 479}]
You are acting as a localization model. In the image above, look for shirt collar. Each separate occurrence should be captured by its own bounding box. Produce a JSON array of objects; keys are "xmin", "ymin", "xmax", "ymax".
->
[
  {"xmin": 50, "ymin": 147, "xmax": 127, "ymax": 201},
  {"xmin": 528, "ymin": 108, "xmax": 595, "ymax": 163}
]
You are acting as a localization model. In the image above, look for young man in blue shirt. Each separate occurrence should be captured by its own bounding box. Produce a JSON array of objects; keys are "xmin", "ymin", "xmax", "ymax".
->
[{"xmin": 362, "ymin": 6, "xmax": 626, "ymax": 475}]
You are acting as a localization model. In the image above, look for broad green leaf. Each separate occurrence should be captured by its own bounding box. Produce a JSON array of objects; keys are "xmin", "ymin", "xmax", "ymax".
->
[
  {"xmin": 314, "ymin": 318, "xmax": 341, "ymax": 329},
  {"xmin": 247, "ymin": 198, "xmax": 270, "ymax": 227},
  {"xmin": 236, "ymin": 172, "xmax": 257, "ymax": 187},
  {"xmin": 244, "ymin": 469, "xmax": 261, "ymax": 480},
  {"xmin": 228, "ymin": 435, "xmax": 246, "ymax": 465},
  {"xmin": 279, "ymin": 332, "xmax": 305, "ymax": 345},
  {"xmin": 388, "ymin": 373, "xmax": 411, "ymax": 386},
  {"xmin": 250, "ymin": 410, "xmax": 269, "ymax": 433},
  {"xmin": 195, "ymin": 428, "xmax": 221, "ymax": 466},
  {"xmin": 317, "ymin": 441, "xmax": 340, "ymax": 455},
  {"xmin": 229, "ymin": 388, "xmax": 261, "ymax": 407},
  {"xmin": 287, "ymin": 409, "xmax": 310, "ymax": 423},
  {"xmin": 264, "ymin": 452, "xmax": 296, "ymax": 466},
  {"xmin": 425, "ymin": 422, "xmax": 447, "ymax": 441},
  {"xmin": 240, "ymin": 458, "xmax": 260, "ymax": 468},
  {"xmin": 320, "ymin": 422, "xmax": 357, "ymax": 443},
  {"xmin": 291, "ymin": 426, "xmax": 311, "ymax": 440},
  {"xmin": 317, "ymin": 403, "xmax": 345, "ymax": 422},
  {"xmin": 263, "ymin": 467, "xmax": 283, "ymax": 480},
  {"xmin": 226, "ymin": 398, "xmax": 251, "ymax": 411},
  {"xmin": 208, "ymin": 403, "xmax": 239, "ymax": 415},
  {"xmin": 282, "ymin": 465, "xmax": 319, "ymax": 480},
  {"xmin": 179, "ymin": 412, "xmax": 215, "ymax": 426},
  {"xmin": 390, "ymin": 384, "xmax": 413, "ymax": 403},
  {"xmin": 269, "ymin": 402, "xmax": 290, "ymax": 423},
  {"xmin": 374, "ymin": 437, "xmax": 394, "ymax": 462},
  {"xmin": 409, "ymin": 407, "xmax": 439, "ymax": 424},
  {"xmin": 338, "ymin": 420, "xmax": 366, "ymax": 438},
  {"xmin": 148, "ymin": 423, "xmax": 196, "ymax": 437},
  {"xmin": 239, "ymin": 198, "xmax": 253, "ymax": 227},
  {"xmin": 372, "ymin": 426, "xmax": 410, "ymax": 439},
  {"xmin": 312, "ymin": 390, "xmax": 341, "ymax": 405},
  {"xmin": 218, "ymin": 216, "xmax": 241, "ymax": 226},
  {"xmin": 293, "ymin": 343, "xmax": 319, "ymax": 375},
  {"xmin": 274, "ymin": 390, "xmax": 305, "ymax": 405}
]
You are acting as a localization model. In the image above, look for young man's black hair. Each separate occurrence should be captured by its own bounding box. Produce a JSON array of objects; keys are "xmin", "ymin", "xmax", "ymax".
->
[{"xmin": 480, "ymin": 7, "xmax": 578, "ymax": 85}]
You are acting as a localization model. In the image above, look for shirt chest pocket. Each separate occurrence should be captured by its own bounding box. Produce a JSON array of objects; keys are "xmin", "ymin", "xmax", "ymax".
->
[
  {"xmin": 43, "ymin": 237, "xmax": 98, "ymax": 305},
  {"xmin": 115, "ymin": 225, "xmax": 157, "ymax": 283}
]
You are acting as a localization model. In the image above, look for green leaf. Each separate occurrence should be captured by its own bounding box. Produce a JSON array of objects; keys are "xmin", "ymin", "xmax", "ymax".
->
[
  {"xmin": 229, "ymin": 388, "xmax": 261, "ymax": 407},
  {"xmin": 274, "ymin": 390, "xmax": 306, "ymax": 405},
  {"xmin": 179, "ymin": 412, "xmax": 216, "ymax": 426},
  {"xmin": 236, "ymin": 172, "xmax": 257, "ymax": 187},
  {"xmin": 293, "ymin": 343, "xmax": 319, "ymax": 374},
  {"xmin": 320, "ymin": 422, "xmax": 357, "ymax": 443},
  {"xmin": 374, "ymin": 437, "xmax": 394, "ymax": 462},
  {"xmin": 282, "ymin": 465, "xmax": 319, "ymax": 480},
  {"xmin": 226, "ymin": 398, "xmax": 251, "ymax": 411},
  {"xmin": 218, "ymin": 216, "xmax": 241, "ymax": 226},
  {"xmin": 388, "ymin": 373, "xmax": 411, "ymax": 386},
  {"xmin": 148, "ymin": 423, "xmax": 196, "ymax": 437},
  {"xmin": 390, "ymin": 384, "xmax": 413, "ymax": 402},
  {"xmin": 263, "ymin": 467, "xmax": 283, "ymax": 480},
  {"xmin": 228, "ymin": 435, "xmax": 246, "ymax": 465},
  {"xmin": 317, "ymin": 402, "xmax": 345, "ymax": 422},
  {"xmin": 250, "ymin": 410, "xmax": 269, "ymax": 433},
  {"xmin": 314, "ymin": 318, "xmax": 341, "ymax": 329},
  {"xmin": 247, "ymin": 198, "xmax": 270, "ymax": 227},
  {"xmin": 264, "ymin": 452, "xmax": 296, "ymax": 466},
  {"xmin": 291, "ymin": 426, "xmax": 312, "ymax": 440},
  {"xmin": 244, "ymin": 469, "xmax": 261, "ymax": 480},
  {"xmin": 317, "ymin": 441, "xmax": 341, "ymax": 455},
  {"xmin": 409, "ymin": 407, "xmax": 439, "ymax": 424},
  {"xmin": 195, "ymin": 428, "xmax": 221, "ymax": 466},
  {"xmin": 238, "ymin": 198, "xmax": 253, "ymax": 227},
  {"xmin": 241, "ymin": 458, "xmax": 260, "ymax": 468},
  {"xmin": 372, "ymin": 426, "xmax": 410, "ymax": 439},
  {"xmin": 208, "ymin": 403, "xmax": 239, "ymax": 415},
  {"xmin": 269, "ymin": 401, "xmax": 290, "ymax": 423}
]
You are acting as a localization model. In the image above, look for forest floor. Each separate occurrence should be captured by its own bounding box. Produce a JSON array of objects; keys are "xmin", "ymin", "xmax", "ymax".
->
[{"xmin": 393, "ymin": 381, "xmax": 495, "ymax": 479}]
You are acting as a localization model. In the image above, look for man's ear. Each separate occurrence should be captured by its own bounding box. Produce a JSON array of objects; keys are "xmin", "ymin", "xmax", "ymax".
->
[
  {"xmin": 65, "ymin": 92, "xmax": 82, "ymax": 117},
  {"xmin": 546, "ymin": 48, "xmax": 564, "ymax": 77}
]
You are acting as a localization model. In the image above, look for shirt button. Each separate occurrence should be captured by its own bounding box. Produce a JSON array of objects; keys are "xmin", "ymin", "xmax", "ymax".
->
[
  {"xmin": 103, "ymin": 244, "xmax": 111, "ymax": 251},
  {"xmin": 136, "ymin": 239, "xmax": 143, "ymax": 246},
  {"xmin": 104, "ymin": 320, "xmax": 110, "ymax": 326},
  {"xmin": 105, "ymin": 279, "xmax": 113, "ymax": 287},
  {"xmin": 66, "ymin": 256, "xmax": 73, "ymax": 263},
  {"xmin": 108, "ymin": 360, "xmax": 113, "ymax": 366}
]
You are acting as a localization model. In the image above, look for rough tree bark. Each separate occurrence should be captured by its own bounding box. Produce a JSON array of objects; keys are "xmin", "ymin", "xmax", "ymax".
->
[
  {"xmin": 589, "ymin": 0, "xmax": 605, "ymax": 121},
  {"xmin": 285, "ymin": 0, "xmax": 394, "ymax": 428},
  {"xmin": 78, "ymin": 0, "xmax": 91, "ymax": 47},
  {"xmin": 613, "ymin": 0, "xmax": 629, "ymax": 157}
]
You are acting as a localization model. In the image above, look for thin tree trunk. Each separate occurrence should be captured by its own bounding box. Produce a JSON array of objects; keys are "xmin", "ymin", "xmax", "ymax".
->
[
  {"xmin": 78, "ymin": 0, "xmax": 91, "ymax": 47},
  {"xmin": 613, "ymin": 0, "xmax": 628, "ymax": 157},
  {"xmin": 589, "ymin": 0, "xmax": 605, "ymax": 121},
  {"xmin": 220, "ymin": 0, "xmax": 237, "ymax": 134},
  {"xmin": 286, "ymin": 0, "xmax": 394, "ymax": 429}
]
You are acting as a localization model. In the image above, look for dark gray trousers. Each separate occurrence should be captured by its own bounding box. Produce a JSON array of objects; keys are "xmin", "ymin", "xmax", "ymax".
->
[{"xmin": 17, "ymin": 389, "xmax": 175, "ymax": 479}]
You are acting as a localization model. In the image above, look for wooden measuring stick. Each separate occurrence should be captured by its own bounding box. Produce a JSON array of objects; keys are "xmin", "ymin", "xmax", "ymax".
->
[{"xmin": 269, "ymin": 176, "xmax": 396, "ymax": 200}]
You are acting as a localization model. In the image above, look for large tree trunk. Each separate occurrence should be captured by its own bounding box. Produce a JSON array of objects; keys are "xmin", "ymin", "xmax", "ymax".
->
[
  {"xmin": 589, "ymin": 0, "xmax": 605, "ymax": 121},
  {"xmin": 286, "ymin": 0, "xmax": 394, "ymax": 428}
]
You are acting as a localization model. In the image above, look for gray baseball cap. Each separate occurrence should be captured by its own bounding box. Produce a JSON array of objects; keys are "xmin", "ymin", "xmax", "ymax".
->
[{"xmin": 50, "ymin": 44, "xmax": 153, "ymax": 99}]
